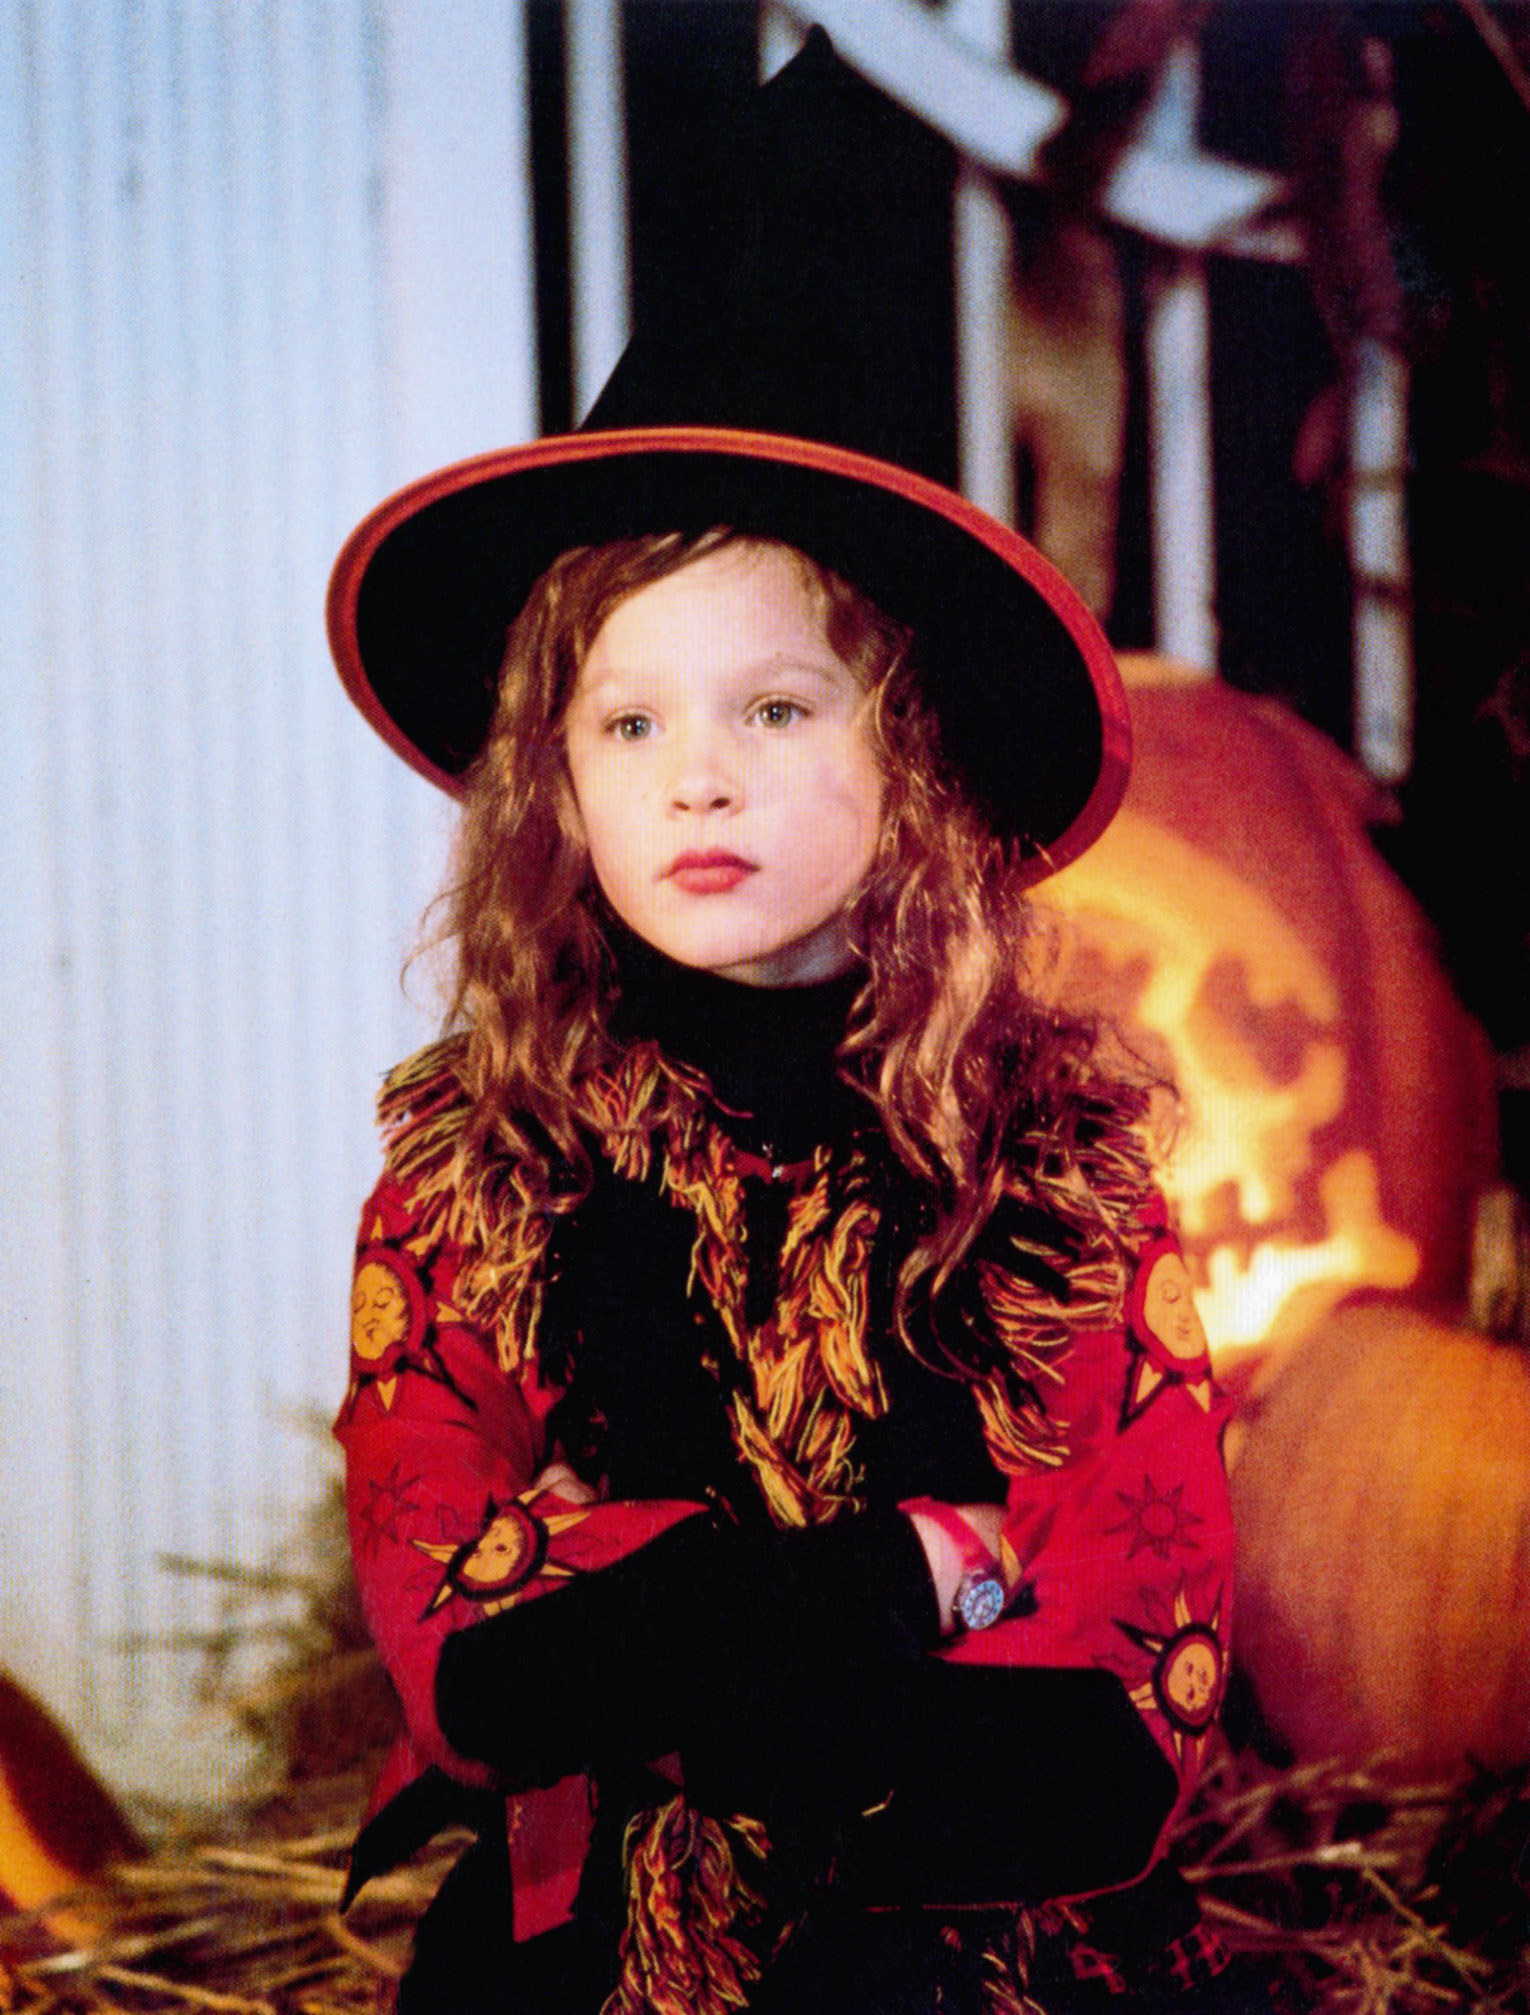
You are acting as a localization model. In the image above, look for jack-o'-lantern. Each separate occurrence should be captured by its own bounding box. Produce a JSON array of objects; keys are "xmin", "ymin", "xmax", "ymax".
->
[{"xmin": 1039, "ymin": 657, "xmax": 1498, "ymax": 1376}]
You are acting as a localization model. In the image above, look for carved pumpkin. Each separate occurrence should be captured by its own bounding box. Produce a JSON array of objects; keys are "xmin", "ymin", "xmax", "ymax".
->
[
  {"xmin": 1229, "ymin": 1304, "xmax": 1530, "ymax": 1776},
  {"xmin": 1039, "ymin": 657, "xmax": 1497, "ymax": 1374}
]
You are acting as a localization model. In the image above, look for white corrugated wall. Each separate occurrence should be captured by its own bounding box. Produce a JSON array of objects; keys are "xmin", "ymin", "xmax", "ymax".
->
[{"xmin": 0, "ymin": 0, "xmax": 536, "ymax": 1802}]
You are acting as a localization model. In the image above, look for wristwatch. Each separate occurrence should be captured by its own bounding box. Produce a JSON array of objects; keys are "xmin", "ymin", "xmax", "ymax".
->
[{"xmin": 903, "ymin": 1498, "xmax": 1009, "ymax": 1632}]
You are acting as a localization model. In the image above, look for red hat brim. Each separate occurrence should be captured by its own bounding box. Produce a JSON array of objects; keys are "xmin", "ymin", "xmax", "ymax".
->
[{"xmin": 328, "ymin": 425, "xmax": 1130, "ymax": 885}]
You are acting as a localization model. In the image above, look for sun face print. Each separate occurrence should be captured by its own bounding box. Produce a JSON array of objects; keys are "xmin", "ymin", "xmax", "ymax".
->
[
  {"xmin": 1143, "ymin": 1251, "xmax": 1205, "ymax": 1362},
  {"xmin": 1161, "ymin": 1631, "xmax": 1220, "ymax": 1725},
  {"xmin": 413, "ymin": 1487, "xmax": 595, "ymax": 1619},
  {"xmin": 1121, "ymin": 1237, "xmax": 1215, "ymax": 1428},
  {"xmin": 352, "ymin": 1260, "xmax": 413, "ymax": 1362},
  {"xmin": 1114, "ymin": 1581, "xmax": 1227, "ymax": 1769},
  {"xmin": 453, "ymin": 1504, "xmax": 546, "ymax": 1596},
  {"xmin": 345, "ymin": 1245, "xmax": 428, "ymax": 1414},
  {"xmin": 340, "ymin": 1217, "xmax": 476, "ymax": 1419}
]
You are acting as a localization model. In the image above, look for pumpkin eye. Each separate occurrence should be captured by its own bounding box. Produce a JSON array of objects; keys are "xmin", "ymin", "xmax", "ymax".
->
[{"xmin": 1043, "ymin": 669, "xmax": 1491, "ymax": 1366}]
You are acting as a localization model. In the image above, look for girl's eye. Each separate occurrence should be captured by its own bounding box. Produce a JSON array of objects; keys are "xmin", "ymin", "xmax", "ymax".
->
[
  {"xmin": 608, "ymin": 712, "xmax": 654, "ymax": 741},
  {"xmin": 751, "ymin": 698, "xmax": 805, "ymax": 729}
]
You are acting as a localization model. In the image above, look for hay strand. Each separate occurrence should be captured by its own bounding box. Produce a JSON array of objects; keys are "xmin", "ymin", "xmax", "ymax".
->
[
  {"xmin": 3, "ymin": 1741, "xmax": 1526, "ymax": 2011},
  {"xmin": 12, "ymin": 1469, "xmax": 1522, "ymax": 2009}
]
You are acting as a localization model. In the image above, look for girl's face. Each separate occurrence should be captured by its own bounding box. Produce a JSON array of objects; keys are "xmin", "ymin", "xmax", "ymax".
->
[{"xmin": 564, "ymin": 543, "xmax": 883, "ymax": 987}]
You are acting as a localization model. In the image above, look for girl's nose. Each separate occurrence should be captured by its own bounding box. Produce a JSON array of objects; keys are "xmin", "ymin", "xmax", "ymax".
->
[{"xmin": 667, "ymin": 725, "xmax": 739, "ymax": 813}]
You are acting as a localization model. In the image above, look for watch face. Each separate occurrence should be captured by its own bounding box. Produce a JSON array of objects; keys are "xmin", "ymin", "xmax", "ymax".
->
[{"xmin": 957, "ymin": 1572, "xmax": 1007, "ymax": 1632}]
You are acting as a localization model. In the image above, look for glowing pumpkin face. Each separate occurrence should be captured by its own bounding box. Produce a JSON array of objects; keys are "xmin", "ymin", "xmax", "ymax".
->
[{"xmin": 1040, "ymin": 659, "xmax": 1496, "ymax": 1372}]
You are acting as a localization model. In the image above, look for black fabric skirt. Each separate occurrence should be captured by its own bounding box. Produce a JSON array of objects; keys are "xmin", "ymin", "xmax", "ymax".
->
[{"xmin": 392, "ymin": 1825, "xmax": 1286, "ymax": 2015}]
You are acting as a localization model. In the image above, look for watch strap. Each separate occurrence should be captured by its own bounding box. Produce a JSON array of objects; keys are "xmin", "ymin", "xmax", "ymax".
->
[
  {"xmin": 900, "ymin": 1497, "xmax": 1002, "ymax": 1579},
  {"xmin": 901, "ymin": 1496, "xmax": 1011, "ymax": 1631}
]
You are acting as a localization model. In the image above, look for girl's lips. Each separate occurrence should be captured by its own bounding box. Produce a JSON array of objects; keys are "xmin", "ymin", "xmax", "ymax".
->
[{"xmin": 666, "ymin": 852, "xmax": 756, "ymax": 895}]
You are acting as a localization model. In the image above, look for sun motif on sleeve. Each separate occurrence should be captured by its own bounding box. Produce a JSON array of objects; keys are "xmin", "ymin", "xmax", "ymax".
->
[
  {"xmin": 1120, "ymin": 1237, "xmax": 1214, "ymax": 1429},
  {"xmin": 1114, "ymin": 1581, "xmax": 1226, "ymax": 1770},
  {"xmin": 412, "ymin": 1488, "xmax": 594, "ymax": 1619},
  {"xmin": 342, "ymin": 1212, "xmax": 476, "ymax": 1417}
]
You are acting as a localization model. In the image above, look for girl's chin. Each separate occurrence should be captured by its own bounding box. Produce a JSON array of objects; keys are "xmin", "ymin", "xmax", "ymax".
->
[
  {"xmin": 604, "ymin": 883, "xmax": 858, "ymax": 986},
  {"xmin": 642, "ymin": 924, "xmax": 855, "ymax": 989},
  {"xmin": 716, "ymin": 942, "xmax": 858, "ymax": 988}
]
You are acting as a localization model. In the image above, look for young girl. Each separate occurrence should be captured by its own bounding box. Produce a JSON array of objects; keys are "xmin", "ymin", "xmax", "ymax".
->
[{"xmin": 327, "ymin": 33, "xmax": 1237, "ymax": 2015}]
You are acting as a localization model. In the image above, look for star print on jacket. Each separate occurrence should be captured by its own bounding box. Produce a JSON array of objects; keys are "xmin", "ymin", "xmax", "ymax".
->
[
  {"xmin": 356, "ymin": 1460, "xmax": 427, "ymax": 1555},
  {"xmin": 1104, "ymin": 1474, "xmax": 1204, "ymax": 1563},
  {"xmin": 337, "ymin": 1147, "xmax": 1236, "ymax": 1942}
]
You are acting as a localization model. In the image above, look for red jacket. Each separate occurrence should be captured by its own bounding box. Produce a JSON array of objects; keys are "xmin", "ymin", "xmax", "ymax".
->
[{"xmin": 337, "ymin": 1129, "xmax": 1233, "ymax": 1944}]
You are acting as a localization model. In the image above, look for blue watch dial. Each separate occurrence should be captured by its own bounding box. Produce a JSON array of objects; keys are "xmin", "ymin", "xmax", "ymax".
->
[{"xmin": 955, "ymin": 1570, "xmax": 1007, "ymax": 1631}]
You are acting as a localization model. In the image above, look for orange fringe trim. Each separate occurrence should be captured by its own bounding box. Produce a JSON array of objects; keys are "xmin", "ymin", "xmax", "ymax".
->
[
  {"xmin": 585, "ymin": 1041, "xmax": 889, "ymax": 1527},
  {"xmin": 977, "ymin": 1912, "xmax": 1047, "ymax": 2015},
  {"xmin": 602, "ymin": 1801, "xmax": 769, "ymax": 2015},
  {"xmin": 378, "ymin": 1034, "xmax": 1156, "ymax": 1509},
  {"xmin": 376, "ymin": 1038, "xmax": 553, "ymax": 1378},
  {"xmin": 376, "ymin": 1035, "xmax": 1154, "ymax": 2006}
]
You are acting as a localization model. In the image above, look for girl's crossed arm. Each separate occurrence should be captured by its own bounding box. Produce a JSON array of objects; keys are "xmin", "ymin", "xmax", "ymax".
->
[{"xmin": 340, "ymin": 1172, "xmax": 1203, "ymax": 1913}]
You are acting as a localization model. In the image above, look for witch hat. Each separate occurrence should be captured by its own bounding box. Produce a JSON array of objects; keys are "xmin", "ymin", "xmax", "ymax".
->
[{"xmin": 327, "ymin": 29, "xmax": 1129, "ymax": 875}]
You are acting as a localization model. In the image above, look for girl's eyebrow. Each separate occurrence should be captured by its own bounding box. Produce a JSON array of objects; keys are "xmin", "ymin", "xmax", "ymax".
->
[
  {"xmin": 579, "ymin": 654, "xmax": 848, "ymax": 696},
  {"xmin": 761, "ymin": 656, "xmax": 849, "ymax": 685}
]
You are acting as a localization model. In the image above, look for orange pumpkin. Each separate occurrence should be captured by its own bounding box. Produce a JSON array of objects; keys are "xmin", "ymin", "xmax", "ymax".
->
[
  {"xmin": 1040, "ymin": 657, "xmax": 1498, "ymax": 1374},
  {"xmin": 1229, "ymin": 1304, "xmax": 1530, "ymax": 1777},
  {"xmin": 0, "ymin": 1672, "xmax": 139, "ymax": 1949}
]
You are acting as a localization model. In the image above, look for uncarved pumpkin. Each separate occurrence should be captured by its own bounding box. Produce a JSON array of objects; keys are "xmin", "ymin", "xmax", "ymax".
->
[
  {"xmin": 1230, "ymin": 1302, "xmax": 1530, "ymax": 1778},
  {"xmin": 0, "ymin": 1671, "xmax": 139, "ymax": 1948},
  {"xmin": 1041, "ymin": 658, "xmax": 1498, "ymax": 1371}
]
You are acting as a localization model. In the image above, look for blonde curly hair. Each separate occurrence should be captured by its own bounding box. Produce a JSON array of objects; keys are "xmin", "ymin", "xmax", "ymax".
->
[{"xmin": 431, "ymin": 527, "xmax": 1150, "ymax": 1344}]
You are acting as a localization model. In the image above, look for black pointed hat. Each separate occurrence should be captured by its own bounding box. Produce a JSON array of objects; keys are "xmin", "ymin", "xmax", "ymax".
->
[{"xmin": 327, "ymin": 29, "xmax": 1130, "ymax": 878}]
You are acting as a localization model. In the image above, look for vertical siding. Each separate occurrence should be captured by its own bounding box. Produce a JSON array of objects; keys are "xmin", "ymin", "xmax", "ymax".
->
[
  {"xmin": 565, "ymin": 0, "xmax": 630, "ymax": 419},
  {"xmin": 946, "ymin": 0, "xmax": 1015, "ymax": 525},
  {"xmin": 0, "ymin": 0, "xmax": 534, "ymax": 1801}
]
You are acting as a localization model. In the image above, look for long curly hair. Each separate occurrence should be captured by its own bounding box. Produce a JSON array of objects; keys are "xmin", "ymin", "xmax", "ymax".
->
[{"xmin": 432, "ymin": 527, "xmax": 1151, "ymax": 1336}]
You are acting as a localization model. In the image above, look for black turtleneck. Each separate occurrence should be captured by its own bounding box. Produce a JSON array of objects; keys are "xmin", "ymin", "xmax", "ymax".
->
[
  {"xmin": 539, "ymin": 938, "xmax": 1008, "ymax": 1508},
  {"xmin": 427, "ymin": 943, "xmax": 1179, "ymax": 1996},
  {"xmin": 607, "ymin": 933, "xmax": 870, "ymax": 1163}
]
